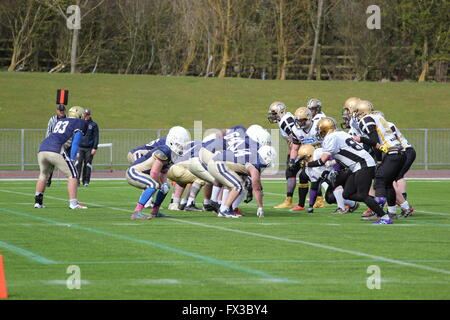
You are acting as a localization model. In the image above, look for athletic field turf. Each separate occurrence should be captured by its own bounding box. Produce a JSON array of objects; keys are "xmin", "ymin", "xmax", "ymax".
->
[{"xmin": 0, "ymin": 179, "xmax": 449, "ymax": 300}]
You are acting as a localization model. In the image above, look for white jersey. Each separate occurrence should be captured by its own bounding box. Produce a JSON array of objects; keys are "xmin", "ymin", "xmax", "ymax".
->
[
  {"xmin": 389, "ymin": 122, "xmax": 412, "ymax": 149},
  {"xmin": 347, "ymin": 115, "xmax": 365, "ymax": 137},
  {"xmin": 322, "ymin": 131, "xmax": 375, "ymax": 173},
  {"xmin": 295, "ymin": 118, "xmax": 322, "ymax": 146},
  {"xmin": 358, "ymin": 113, "xmax": 402, "ymax": 149},
  {"xmin": 312, "ymin": 112, "xmax": 327, "ymax": 123},
  {"xmin": 305, "ymin": 148, "xmax": 328, "ymax": 182}
]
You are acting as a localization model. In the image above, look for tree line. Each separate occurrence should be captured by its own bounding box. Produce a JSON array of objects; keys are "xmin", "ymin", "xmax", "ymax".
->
[{"xmin": 0, "ymin": 0, "xmax": 448, "ymax": 81}]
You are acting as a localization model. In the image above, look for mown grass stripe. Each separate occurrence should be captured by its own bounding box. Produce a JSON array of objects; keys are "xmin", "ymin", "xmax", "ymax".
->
[{"xmin": 0, "ymin": 241, "xmax": 56, "ymax": 265}]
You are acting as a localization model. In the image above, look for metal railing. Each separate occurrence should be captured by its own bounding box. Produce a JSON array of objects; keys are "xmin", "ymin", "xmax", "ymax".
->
[{"xmin": 0, "ymin": 129, "xmax": 449, "ymax": 171}]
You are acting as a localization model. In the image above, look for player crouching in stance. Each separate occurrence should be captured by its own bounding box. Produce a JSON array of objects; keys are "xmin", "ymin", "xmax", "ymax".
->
[
  {"xmin": 207, "ymin": 145, "xmax": 277, "ymax": 218},
  {"xmin": 305, "ymin": 118, "xmax": 388, "ymax": 224},
  {"xmin": 34, "ymin": 106, "xmax": 88, "ymax": 210},
  {"xmin": 127, "ymin": 126, "xmax": 190, "ymax": 220},
  {"xmin": 299, "ymin": 144, "xmax": 358, "ymax": 214}
]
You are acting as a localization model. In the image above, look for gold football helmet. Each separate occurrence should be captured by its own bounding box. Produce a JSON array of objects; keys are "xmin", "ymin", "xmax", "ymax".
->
[
  {"xmin": 341, "ymin": 97, "xmax": 361, "ymax": 129},
  {"xmin": 317, "ymin": 117, "xmax": 337, "ymax": 139},
  {"xmin": 355, "ymin": 100, "xmax": 374, "ymax": 119},
  {"xmin": 294, "ymin": 107, "xmax": 312, "ymax": 129},
  {"xmin": 297, "ymin": 144, "xmax": 315, "ymax": 166},
  {"xmin": 267, "ymin": 101, "xmax": 287, "ymax": 123},
  {"xmin": 68, "ymin": 106, "xmax": 85, "ymax": 119}
]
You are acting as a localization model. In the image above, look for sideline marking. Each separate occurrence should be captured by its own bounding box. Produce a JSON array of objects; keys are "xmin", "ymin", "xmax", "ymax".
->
[{"xmin": 0, "ymin": 241, "xmax": 56, "ymax": 265}]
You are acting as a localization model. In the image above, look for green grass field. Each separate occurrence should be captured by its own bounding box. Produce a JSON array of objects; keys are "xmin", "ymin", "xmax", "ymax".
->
[
  {"xmin": 1, "ymin": 72, "xmax": 449, "ymax": 129},
  {"xmin": 1, "ymin": 179, "xmax": 449, "ymax": 300}
]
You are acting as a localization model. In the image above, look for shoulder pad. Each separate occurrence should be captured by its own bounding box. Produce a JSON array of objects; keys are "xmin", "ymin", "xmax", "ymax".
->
[{"xmin": 153, "ymin": 149, "xmax": 169, "ymax": 161}]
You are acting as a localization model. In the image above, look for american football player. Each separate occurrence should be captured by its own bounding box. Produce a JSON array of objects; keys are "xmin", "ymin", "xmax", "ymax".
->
[
  {"xmin": 305, "ymin": 117, "xmax": 387, "ymax": 223},
  {"xmin": 299, "ymin": 144, "xmax": 358, "ymax": 214},
  {"xmin": 207, "ymin": 144, "xmax": 277, "ymax": 218},
  {"xmin": 353, "ymin": 101, "xmax": 408, "ymax": 223},
  {"xmin": 127, "ymin": 126, "xmax": 190, "ymax": 220},
  {"xmin": 306, "ymin": 98, "xmax": 327, "ymax": 122},
  {"xmin": 34, "ymin": 106, "xmax": 88, "ymax": 210}
]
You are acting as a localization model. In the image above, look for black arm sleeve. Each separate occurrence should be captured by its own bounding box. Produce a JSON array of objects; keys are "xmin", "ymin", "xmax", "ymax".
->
[
  {"xmin": 307, "ymin": 159, "xmax": 324, "ymax": 168},
  {"xmin": 367, "ymin": 129, "xmax": 382, "ymax": 161}
]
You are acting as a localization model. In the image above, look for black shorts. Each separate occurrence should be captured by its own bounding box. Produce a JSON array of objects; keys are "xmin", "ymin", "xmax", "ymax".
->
[{"xmin": 396, "ymin": 147, "xmax": 416, "ymax": 180}]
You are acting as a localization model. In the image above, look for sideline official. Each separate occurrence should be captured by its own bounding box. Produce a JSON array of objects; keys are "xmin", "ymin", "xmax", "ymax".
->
[{"xmin": 76, "ymin": 109, "xmax": 99, "ymax": 186}]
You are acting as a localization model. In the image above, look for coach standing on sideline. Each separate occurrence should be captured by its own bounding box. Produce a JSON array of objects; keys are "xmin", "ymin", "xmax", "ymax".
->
[{"xmin": 76, "ymin": 109, "xmax": 99, "ymax": 186}]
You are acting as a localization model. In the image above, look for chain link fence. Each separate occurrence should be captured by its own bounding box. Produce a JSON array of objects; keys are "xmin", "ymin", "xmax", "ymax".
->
[{"xmin": 1, "ymin": 129, "xmax": 449, "ymax": 171}]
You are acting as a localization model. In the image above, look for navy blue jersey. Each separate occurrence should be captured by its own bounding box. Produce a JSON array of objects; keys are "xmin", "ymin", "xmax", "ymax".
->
[
  {"xmin": 213, "ymin": 149, "xmax": 268, "ymax": 172},
  {"xmin": 131, "ymin": 144, "xmax": 173, "ymax": 174},
  {"xmin": 130, "ymin": 137, "xmax": 167, "ymax": 154},
  {"xmin": 175, "ymin": 141, "xmax": 202, "ymax": 163},
  {"xmin": 225, "ymin": 126, "xmax": 247, "ymax": 137},
  {"xmin": 39, "ymin": 118, "xmax": 87, "ymax": 153},
  {"xmin": 203, "ymin": 131, "xmax": 258, "ymax": 153}
]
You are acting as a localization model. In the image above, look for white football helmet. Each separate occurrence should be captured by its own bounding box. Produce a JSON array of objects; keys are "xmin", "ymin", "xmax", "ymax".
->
[
  {"xmin": 258, "ymin": 145, "xmax": 277, "ymax": 168},
  {"xmin": 166, "ymin": 126, "xmax": 191, "ymax": 156},
  {"xmin": 246, "ymin": 125, "xmax": 272, "ymax": 147}
]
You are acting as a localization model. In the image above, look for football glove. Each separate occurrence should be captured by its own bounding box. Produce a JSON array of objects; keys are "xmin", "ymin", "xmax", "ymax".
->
[
  {"xmin": 379, "ymin": 144, "xmax": 388, "ymax": 154},
  {"xmin": 257, "ymin": 207, "xmax": 265, "ymax": 218}
]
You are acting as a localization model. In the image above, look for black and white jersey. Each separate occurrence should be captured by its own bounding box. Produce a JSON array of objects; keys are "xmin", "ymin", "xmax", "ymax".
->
[
  {"xmin": 358, "ymin": 114, "xmax": 402, "ymax": 149},
  {"xmin": 312, "ymin": 112, "xmax": 327, "ymax": 123},
  {"xmin": 278, "ymin": 112, "xmax": 296, "ymax": 142},
  {"xmin": 322, "ymin": 131, "xmax": 375, "ymax": 173},
  {"xmin": 389, "ymin": 121, "xmax": 412, "ymax": 149},
  {"xmin": 295, "ymin": 118, "xmax": 322, "ymax": 146}
]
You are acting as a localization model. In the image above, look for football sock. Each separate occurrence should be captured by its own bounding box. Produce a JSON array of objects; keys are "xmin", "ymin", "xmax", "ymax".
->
[
  {"xmin": 172, "ymin": 197, "xmax": 180, "ymax": 205},
  {"xmin": 203, "ymin": 199, "xmax": 211, "ymax": 205},
  {"xmin": 388, "ymin": 206, "xmax": 397, "ymax": 214},
  {"xmin": 232, "ymin": 190, "xmax": 246, "ymax": 210},
  {"xmin": 180, "ymin": 198, "xmax": 187, "ymax": 206},
  {"xmin": 286, "ymin": 178, "xmax": 296, "ymax": 197},
  {"xmin": 400, "ymin": 201, "xmax": 410, "ymax": 211},
  {"xmin": 220, "ymin": 204, "xmax": 230, "ymax": 212},
  {"xmin": 139, "ymin": 187, "xmax": 156, "ymax": 205},
  {"xmin": 333, "ymin": 188, "xmax": 346, "ymax": 210},
  {"xmin": 298, "ymin": 184, "xmax": 309, "ymax": 207},
  {"xmin": 70, "ymin": 199, "xmax": 78, "ymax": 207},
  {"xmin": 211, "ymin": 186, "xmax": 221, "ymax": 202},
  {"xmin": 35, "ymin": 193, "xmax": 43, "ymax": 205},
  {"xmin": 344, "ymin": 199, "xmax": 356, "ymax": 208},
  {"xmin": 222, "ymin": 188, "xmax": 230, "ymax": 205},
  {"xmin": 134, "ymin": 203, "xmax": 144, "ymax": 212},
  {"xmin": 154, "ymin": 190, "xmax": 167, "ymax": 206},
  {"xmin": 187, "ymin": 196, "xmax": 195, "ymax": 206},
  {"xmin": 309, "ymin": 189, "xmax": 318, "ymax": 207}
]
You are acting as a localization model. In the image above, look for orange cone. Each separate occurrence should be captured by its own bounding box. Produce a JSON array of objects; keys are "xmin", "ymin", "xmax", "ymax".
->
[{"xmin": 0, "ymin": 255, "xmax": 7, "ymax": 299}]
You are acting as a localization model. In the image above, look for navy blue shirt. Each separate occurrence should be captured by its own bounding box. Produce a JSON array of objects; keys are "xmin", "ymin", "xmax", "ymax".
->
[
  {"xmin": 130, "ymin": 137, "xmax": 167, "ymax": 154},
  {"xmin": 39, "ymin": 118, "xmax": 87, "ymax": 154},
  {"xmin": 131, "ymin": 144, "xmax": 173, "ymax": 174},
  {"xmin": 175, "ymin": 141, "xmax": 202, "ymax": 163},
  {"xmin": 212, "ymin": 149, "xmax": 268, "ymax": 172}
]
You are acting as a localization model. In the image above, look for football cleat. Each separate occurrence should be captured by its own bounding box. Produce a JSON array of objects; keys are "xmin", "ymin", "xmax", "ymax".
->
[
  {"xmin": 152, "ymin": 212, "xmax": 170, "ymax": 218},
  {"xmin": 361, "ymin": 208, "xmax": 374, "ymax": 217},
  {"xmin": 131, "ymin": 211, "xmax": 151, "ymax": 220},
  {"xmin": 307, "ymin": 207, "xmax": 314, "ymax": 213},
  {"xmin": 289, "ymin": 205, "xmax": 305, "ymax": 212},
  {"xmin": 361, "ymin": 214, "xmax": 380, "ymax": 221},
  {"xmin": 400, "ymin": 207, "xmax": 414, "ymax": 218},
  {"xmin": 331, "ymin": 208, "xmax": 349, "ymax": 214},
  {"xmin": 389, "ymin": 213, "xmax": 398, "ymax": 220},
  {"xmin": 178, "ymin": 203, "xmax": 187, "ymax": 211},
  {"xmin": 372, "ymin": 218, "xmax": 393, "ymax": 225},
  {"xmin": 348, "ymin": 202, "xmax": 359, "ymax": 213},
  {"xmin": 217, "ymin": 209, "xmax": 240, "ymax": 218},
  {"xmin": 184, "ymin": 204, "xmax": 203, "ymax": 212},
  {"xmin": 313, "ymin": 196, "xmax": 325, "ymax": 208},
  {"xmin": 202, "ymin": 203, "xmax": 216, "ymax": 212},
  {"xmin": 69, "ymin": 203, "xmax": 88, "ymax": 210},
  {"xmin": 233, "ymin": 208, "xmax": 244, "ymax": 216},
  {"xmin": 34, "ymin": 203, "xmax": 45, "ymax": 209},
  {"xmin": 209, "ymin": 201, "xmax": 220, "ymax": 213},
  {"xmin": 274, "ymin": 197, "xmax": 293, "ymax": 209}
]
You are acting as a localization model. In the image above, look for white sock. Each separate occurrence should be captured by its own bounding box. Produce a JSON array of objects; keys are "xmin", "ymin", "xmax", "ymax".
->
[
  {"xmin": 180, "ymin": 198, "xmax": 187, "ymax": 205},
  {"xmin": 321, "ymin": 182, "xmax": 329, "ymax": 193},
  {"xmin": 333, "ymin": 188, "xmax": 346, "ymax": 210},
  {"xmin": 35, "ymin": 192, "xmax": 43, "ymax": 196},
  {"xmin": 220, "ymin": 204, "xmax": 229, "ymax": 212},
  {"xmin": 222, "ymin": 189, "xmax": 230, "ymax": 205},
  {"xmin": 232, "ymin": 191, "xmax": 246, "ymax": 209},
  {"xmin": 172, "ymin": 197, "xmax": 180, "ymax": 204},
  {"xmin": 400, "ymin": 201, "xmax": 410, "ymax": 210},
  {"xmin": 388, "ymin": 206, "xmax": 397, "ymax": 214},
  {"xmin": 218, "ymin": 200, "xmax": 222, "ymax": 205},
  {"xmin": 203, "ymin": 199, "xmax": 211, "ymax": 205},
  {"xmin": 187, "ymin": 196, "xmax": 195, "ymax": 206},
  {"xmin": 344, "ymin": 199, "xmax": 356, "ymax": 208},
  {"xmin": 211, "ymin": 186, "xmax": 221, "ymax": 202},
  {"xmin": 70, "ymin": 199, "xmax": 78, "ymax": 206}
]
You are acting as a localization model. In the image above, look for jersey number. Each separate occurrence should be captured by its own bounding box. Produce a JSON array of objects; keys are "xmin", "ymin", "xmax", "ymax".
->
[
  {"xmin": 53, "ymin": 121, "xmax": 69, "ymax": 134},
  {"xmin": 345, "ymin": 138, "xmax": 363, "ymax": 151}
]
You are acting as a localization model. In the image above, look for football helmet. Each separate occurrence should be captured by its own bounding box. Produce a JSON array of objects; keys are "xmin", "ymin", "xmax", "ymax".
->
[
  {"xmin": 297, "ymin": 144, "xmax": 315, "ymax": 165},
  {"xmin": 341, "ymin": 97, "xmax": 361, "ymax": 129},
  {"xmin": 355, "ymin": 100, "xmax": 374, "ymax": 120},
  {"xmin": 258, "ymin": 145, "xmax": 277, "ymax": 168},
  {"xmin": 306, "ymin": 98, "xmax": 322, "ymax": 116},
  {"xmin": 294, "ymin": 107, "xmax": 313, "ymax": 130},
  {"xmin": 166, "ymin": 126, "xmax": 191, "ymax": 156},
  {"xmin": 267, "ymin": 101, "xmax": 287, "ymax": 123},
  {"xmin": 372, "ymin": 110, "xmax": 385, "ymax": 118},
  {"xmin": 67, "ymin": 106, "xmax": 85, "ymax": 119},
  {"xmin": 246, "ymin": 124, "xmax": 271, "ymax": 146},
  {"xmin": 317, "ymin": 117, "xmax": 337, "ymax": 139}
]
